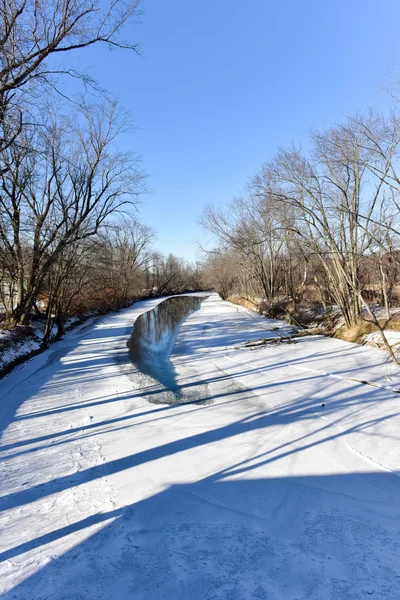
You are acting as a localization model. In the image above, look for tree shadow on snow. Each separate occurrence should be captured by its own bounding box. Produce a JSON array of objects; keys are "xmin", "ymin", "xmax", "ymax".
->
[{"xmin": 1, "ymin": 469, "xmax": 400, "ymax": 599}]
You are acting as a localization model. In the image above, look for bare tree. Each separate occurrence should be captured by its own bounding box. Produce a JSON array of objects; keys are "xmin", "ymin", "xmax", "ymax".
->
[
  {"xmin": 0, "ymin": 100, "xmax": 145, "ymax": 325},
  {"xmin": 148, "ymin": 253, "xmax": 197, "ymax": 296},
  {"xmin": 252, "ymin": 119, "xmax": 386, "ymax": 328},
  {"xmin": 201, "ymin": 250, "xmax": 240, "ymax": 300},
  {"xmin": 0, "ymin": 0, "xmax": 142, "ymax": 154},
  {"xmin": 202, "ymin": 194, "xmax": 288, "ymax": 301},
  {"xmin": 97, "ymin": 219, "xmax": 154, "ymax": 306}
]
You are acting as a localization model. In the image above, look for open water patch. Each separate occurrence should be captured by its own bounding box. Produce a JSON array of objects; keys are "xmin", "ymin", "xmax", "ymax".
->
[{"xmin": 126, "ymin": 295, "xmax": 206, "ymax": 403}]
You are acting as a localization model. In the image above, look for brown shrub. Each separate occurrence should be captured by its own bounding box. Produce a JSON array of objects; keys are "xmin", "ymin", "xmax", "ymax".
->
[
  {"xmin": 335, "ymin": 321, "xmax": 379, "ymax": 343},
  {"xmin": 300, "ymin": 285, "xmax": 323, "ymax": 303},
  {"xmin": 227, "ymin": 295, "xmax": 258, "ymax": 312},
  {"xmin": 336, "ymin": 317, "xmax": 400, "ymax": 344}
]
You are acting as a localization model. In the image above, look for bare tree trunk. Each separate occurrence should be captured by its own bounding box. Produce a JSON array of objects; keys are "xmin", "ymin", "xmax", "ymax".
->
[
  {"xmin": 380, "ymin": 262, "xmax": 391, "ymax": 321},
  {"xmin": 360, "ymin": 293, "xmax": 398, "ymax": 366}
]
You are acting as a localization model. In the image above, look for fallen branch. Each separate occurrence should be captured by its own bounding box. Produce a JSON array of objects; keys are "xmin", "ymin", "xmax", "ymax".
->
[{"xmin": 238, "ymin": 330, "xmax": 321, "ymax": 348}]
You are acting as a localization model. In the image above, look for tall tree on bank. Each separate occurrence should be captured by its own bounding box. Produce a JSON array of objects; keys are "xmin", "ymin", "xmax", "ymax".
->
[
  {"xmin": 0, "ymin": 0, "xmax": 142, "ymax": 157},
  {"xmin": 0, "ymin": 100, "xmax": 145, "ymax": 325}
]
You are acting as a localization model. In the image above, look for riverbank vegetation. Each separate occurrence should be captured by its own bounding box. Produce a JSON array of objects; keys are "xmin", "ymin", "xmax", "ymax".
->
[{"xmin": 201, "ymin": 103, "xmax": 400, "ymax": 364}]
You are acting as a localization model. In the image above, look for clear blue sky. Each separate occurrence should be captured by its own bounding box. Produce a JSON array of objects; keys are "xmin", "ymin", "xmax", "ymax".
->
[{"xmin": 71, "ymin": 0, "xmax": 400, "ymax": 261}]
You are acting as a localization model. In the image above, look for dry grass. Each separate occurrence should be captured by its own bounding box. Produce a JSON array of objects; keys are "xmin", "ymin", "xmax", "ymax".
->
[
  {"xmin": 227, "ymin": 295, "xmax": 259, "ymax": 312},
  {"xmin": 300, "ymin": 285, "xmax": 323, "ymax": 303},
  {"xmin": 335, "ymin": 321, "xmax": 378, "ymax": 343},
  {"xmin": 335, "ymin": 318, "xmax": 400, "ymax": 343},
  {"xmin": 385, "ymin": 320, "xmax": 400, "ymax": 331}
]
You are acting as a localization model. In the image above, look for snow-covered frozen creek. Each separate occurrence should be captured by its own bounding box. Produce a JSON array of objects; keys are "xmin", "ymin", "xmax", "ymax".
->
[{"xmin": 1, "ymin": 293, "xmax": 400, "ymax": 599}]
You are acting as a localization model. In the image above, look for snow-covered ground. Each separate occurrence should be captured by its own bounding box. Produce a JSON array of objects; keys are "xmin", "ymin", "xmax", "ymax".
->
[
  {"xmin": 1, "ymin": 293, "xmax": 400, "ymax": 599},
  {"xmin": 0, "ymin": 316, "xmax": 83, "ymax": 375},
  {"xmin": 365, "ymin": 329, "xmax": 400, "ymax": 351},
  {"xmin": 0, "ymin": 327, "xmax": 42, "ymax": 372}
]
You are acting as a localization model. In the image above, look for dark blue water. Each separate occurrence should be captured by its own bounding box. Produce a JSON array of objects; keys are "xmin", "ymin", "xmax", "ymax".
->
[{"xmin": 127, "ymin": 295, "xmax": 203, "ymax": 395}]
